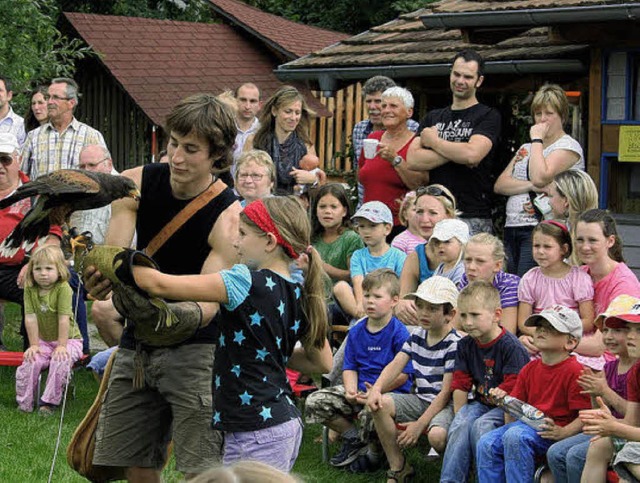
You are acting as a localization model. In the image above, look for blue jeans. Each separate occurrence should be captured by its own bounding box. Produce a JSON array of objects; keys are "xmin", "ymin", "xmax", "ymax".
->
[
  {"xmin": 477, "ymin": 421, "xmax": 554, "ymax": 483},
  {"xmin": 440, "ymin": 402, "xmax": 504, "ymax": 483},
  {"xmin": 547, "ymin": 432, "xmax": 592, "ymax": 483},
  {"xmin": 504, "ymin": 225, "xmax": 537, "ymax": 277}
]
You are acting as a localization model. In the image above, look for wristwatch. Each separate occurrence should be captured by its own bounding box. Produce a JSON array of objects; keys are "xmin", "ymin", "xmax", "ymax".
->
[{"xmin": 392, "ymin": 155, "xmax": 403, "ymax": 167}]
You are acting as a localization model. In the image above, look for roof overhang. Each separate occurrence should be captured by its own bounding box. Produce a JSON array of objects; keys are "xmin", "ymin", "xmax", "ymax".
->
[
  {"xmin": 420, "ymin": 4, "xmax": 640, "ymax": 30},
  {"xmin": 275, "ymin": 59, "xmax": 586, "ymax": 96}
]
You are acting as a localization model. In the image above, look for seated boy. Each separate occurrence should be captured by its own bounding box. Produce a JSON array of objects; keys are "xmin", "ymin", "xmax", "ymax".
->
[
  {"xmin": 368, "ymin": 276, "xmax": 461, "ymax": 482},
  {"xmin": 476, "ymin": 305, "xmax": 592, "ymax": 482},
  {"xmin": 581, "ymin": 296, "xmax": 640, "ymax": 483},
  {"xmin": 305, "ymin": 269, "xmax": 413, "ymax": 470},
  {"xmin": 440, "ymin": 281, "xmax": 529, "ymax": 483},
  {"xmin": 333, "ymin": 201, "xmax": 406, "ymax": 320}
]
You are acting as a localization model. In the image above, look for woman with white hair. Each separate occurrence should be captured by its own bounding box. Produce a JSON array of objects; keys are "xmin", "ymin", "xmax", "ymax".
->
[{"xmin": 358, "ymin": 86, "xmax": 430, "ymax": 238}]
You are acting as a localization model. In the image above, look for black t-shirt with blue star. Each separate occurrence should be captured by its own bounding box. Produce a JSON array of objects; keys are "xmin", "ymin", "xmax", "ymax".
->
[{"xmin": 213, "ymin": 264, "xmax": 309, "ymax": 432}]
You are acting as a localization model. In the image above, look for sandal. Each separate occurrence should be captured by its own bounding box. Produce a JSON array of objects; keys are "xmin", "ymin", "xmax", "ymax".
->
[{"xmin": 386, "ymin": 458, "xmax": 414, "ymax": 482}]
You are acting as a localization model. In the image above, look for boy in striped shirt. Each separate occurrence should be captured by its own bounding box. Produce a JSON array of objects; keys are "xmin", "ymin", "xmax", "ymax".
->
[{"xmin": 367, "ymin": 276, "xmax": 461, "ymax": 480}]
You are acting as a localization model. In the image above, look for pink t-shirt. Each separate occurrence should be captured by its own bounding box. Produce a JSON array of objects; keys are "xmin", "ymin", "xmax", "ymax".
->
[
  {"xmin": 518, "ymin": 265, "xmax": 594, "ymax": 312},
  {"xmin": 391, "ymin": 229, "xmax": 425, "ymax": 255},
  {"xmin": 582, "ymin": 263, "xmax": 640, "ymax": 314}
]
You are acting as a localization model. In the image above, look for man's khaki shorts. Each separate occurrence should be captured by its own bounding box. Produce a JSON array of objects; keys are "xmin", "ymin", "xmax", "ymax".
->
[{"xmin": 93, "ymin": 345, "xmax": 222, "ymax": 474}]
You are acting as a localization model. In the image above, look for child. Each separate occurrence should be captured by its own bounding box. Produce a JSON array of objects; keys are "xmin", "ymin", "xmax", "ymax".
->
[
  {"xmin": 15, "ymin": 245, "xmax": 84, "ymax": 414},
  {"xmin": 458, "ymin": 233, "xmax": 521, "ymax": 334},
  {"xmin": 391, "ymin": 191, "xmax": 425, "ymax": 255},
  {"xmin": 333, "ymin": 201, "xmax": 406, "ymax": 319},
  {"xmin": 132, "ymin": 196, "xmax": 332, "ymax": 472},
  {"xmin": 368, "ymin": 276, "xmax": 461, "ymax": 481},
  {"xmin": 305, "ymin": 269, "xmax": 413, "ymax": 471},
  {"xmin": 430, "ymin": 218, "xmax": 469, "ymax": 286},
  {"xmin": 547, "ymin": 295, "xmax": 639, "ymax": 482},
  {"xmin": 580, "ymin": 296, "xmax": 640, "ymax": 483},
  {"xmin": 476, "ymin": 305, "xmax": 591, "ymax": 483},
  {"xmin": 518, "ymin": 220, "xmax": 601, "ymax": 369},
  {"xmin": 310, "ymin": 183, "xmax": 363, "ymax": 283},
  {"xmin": 440, "ymin": 281, "xmax": 529, "ymax": 483}
]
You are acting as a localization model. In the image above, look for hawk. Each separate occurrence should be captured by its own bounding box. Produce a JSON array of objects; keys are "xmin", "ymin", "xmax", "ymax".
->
[{"xmin": 0, "ymin": 169, "xmax": 140, "ymax": 256}]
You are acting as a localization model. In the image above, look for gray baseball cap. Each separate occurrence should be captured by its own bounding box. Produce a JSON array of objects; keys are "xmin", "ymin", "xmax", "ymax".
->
[
  {"xmin": 352, "ymin": 201, "xmax": 393, "ymax": 225},
  {"xmin": 524, "ymin": 305, "xmax": 583, "ymax": 340}
]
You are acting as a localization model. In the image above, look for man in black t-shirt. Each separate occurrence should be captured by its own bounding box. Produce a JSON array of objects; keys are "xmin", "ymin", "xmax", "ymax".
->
[{"xmin": 407, "ymin": 50, "xmax": 501, "ymax": 235}]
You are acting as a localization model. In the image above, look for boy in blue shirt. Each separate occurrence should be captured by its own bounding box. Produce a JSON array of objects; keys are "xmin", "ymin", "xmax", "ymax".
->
[
  {"xmin": 333, "ymin": 201, "xmax": 406, "ymax": 320},
  {"xmin": 440, "ymin": 281, "xmax": 529, "ymax": 483},
  {"xmin": 306, "ymin": 269, "xmax": 413, "ymax": 470},
  {"xmin": 368, "ymin": 276, "xmax": 461, "ymax": 481}
]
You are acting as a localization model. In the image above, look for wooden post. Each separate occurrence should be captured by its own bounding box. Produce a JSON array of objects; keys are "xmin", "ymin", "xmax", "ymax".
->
[
  {"xmin": 345, "ymin": 84, "xmax": 355, "ymax": 172},
  {"xmin": 326, "ymin": 97, "xmax": 335, "ymax": 171},
  {"xmin": 587, "ymin": 48, "xmax": 603, "ymax": 190},
  {"xmin": 334, "ymin": 90, "xmax": 344, "ymax": 171},
  {"xmin": 354, "ymin": 83, "xmax": 363, "ymax": 125},
  {"xmin": 318, "ymin": 93, "xmax": 327, "ymax": 169}
]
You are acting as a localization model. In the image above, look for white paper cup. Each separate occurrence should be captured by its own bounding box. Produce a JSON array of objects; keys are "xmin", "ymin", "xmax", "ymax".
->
[{"xmin": 362, "ymin": 139, "xmax": 379, "ymax": 159}]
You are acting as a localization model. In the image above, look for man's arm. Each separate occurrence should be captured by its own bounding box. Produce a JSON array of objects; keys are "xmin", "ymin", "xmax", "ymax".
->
[
  {"xmin": 406, "ymin": 137, "xmax": 449, "ymax": 171},
  {"xmin": 104, "ymin": 167, "xmax": 141, "ymax": 247},
  {"xmin": 422, "ymin": 128, "xmax": 494, "ymax": 168}
]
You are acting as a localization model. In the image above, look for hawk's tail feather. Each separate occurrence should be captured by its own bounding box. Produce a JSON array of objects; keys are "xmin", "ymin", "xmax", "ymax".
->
[{"xmin": 0, "ymin": 218, "xmax": 52, "ymax": 258}]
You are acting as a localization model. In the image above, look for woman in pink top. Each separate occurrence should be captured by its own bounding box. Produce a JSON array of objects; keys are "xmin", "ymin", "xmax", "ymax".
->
[{"xmin": 575, "ymin": 209, "xmax": 640, "ymax": 314}]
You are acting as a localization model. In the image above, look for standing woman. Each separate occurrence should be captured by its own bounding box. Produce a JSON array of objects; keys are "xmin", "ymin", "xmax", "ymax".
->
[
  {"xmin": 245, "ymin": 86, "xmax": 320, "ymax": 195},
  {"xmin": 24, "ymin": 86, "xmax": 48, "ymax": 133},
  {"xmin": 358, "ymin": 87, "xmax": 429, "ymax": 238},
  {"xmin": 494, "ymin": 84, "xmax": 584, "ymax": 276},
  {"xmin": 576, "ymin": 209, "xmax": 640, "ymax": 315}
]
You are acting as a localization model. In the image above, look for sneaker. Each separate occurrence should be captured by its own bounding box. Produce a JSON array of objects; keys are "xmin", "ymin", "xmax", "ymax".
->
[
  {"xmin": 348, "ymin": 451, "xmax": 383, "ymax": 473},
  {"xmin": 330, "ymin": 438, "xmax": 367, "ymax": 467}
]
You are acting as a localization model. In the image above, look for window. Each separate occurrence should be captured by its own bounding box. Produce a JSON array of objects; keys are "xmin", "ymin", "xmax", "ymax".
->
[{"xmin": 604, "ymin": 51, "xmax": 640, "ymax": 122}]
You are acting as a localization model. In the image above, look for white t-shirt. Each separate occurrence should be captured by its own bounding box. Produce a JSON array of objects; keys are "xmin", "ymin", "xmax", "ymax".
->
[{"xmin": 505, "ymin": 135, "xmax": 584, "ymax": 227}]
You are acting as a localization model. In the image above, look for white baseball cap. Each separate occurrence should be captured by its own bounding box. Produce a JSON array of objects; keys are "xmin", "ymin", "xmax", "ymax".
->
[
  {"xmin": 0, "ymin": 133, "xmax": 18, "ymax": 154},
  {"xmin": 428, "ymin": 219, "xmax": 470, "ymax": 245},
  {"xmin": 404, "ymin": 276, "xmax": 459, "ymax": 307}
]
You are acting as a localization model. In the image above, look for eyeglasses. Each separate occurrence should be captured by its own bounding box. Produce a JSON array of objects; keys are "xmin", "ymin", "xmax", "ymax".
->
[
  {"xmin": 79, "ymin": 157, "xmax": 109, "ymax": 170},
  {"xmin": 416, "ymin": 185, "xmax": 455, "ymax": 206},
  {"xmin": 238, "ymin": 173, "xmax": 265, "ymax": 182},
  {"xmin": 44, "ymin": 94, "xmax": 71, "ymax": 102},
  {"xmin": 0, "ymin": 155, "xmax": 15, "ymax": 166}
]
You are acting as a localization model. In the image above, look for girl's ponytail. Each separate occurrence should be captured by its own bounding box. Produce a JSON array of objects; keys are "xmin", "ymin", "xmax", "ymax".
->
[{"xmin": 301, "ymin": 246, "xmax": 328, "ymax": 349}]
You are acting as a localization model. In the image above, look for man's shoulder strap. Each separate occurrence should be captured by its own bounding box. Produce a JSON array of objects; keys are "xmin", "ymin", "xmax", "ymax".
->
[{"xmin": 145, "ymin": 178, "xmax": 227, "ymax": 258}]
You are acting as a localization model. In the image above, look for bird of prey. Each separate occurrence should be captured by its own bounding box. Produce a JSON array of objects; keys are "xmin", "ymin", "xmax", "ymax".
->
[{"xmin": 0, "ymin": 169, "xmax": 140, "ymax": 257}]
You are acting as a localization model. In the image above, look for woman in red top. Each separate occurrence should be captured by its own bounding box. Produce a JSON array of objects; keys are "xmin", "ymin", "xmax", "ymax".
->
[{"xmin": 358, "ymin": 87, "xmax": 429, "ymax": 239}]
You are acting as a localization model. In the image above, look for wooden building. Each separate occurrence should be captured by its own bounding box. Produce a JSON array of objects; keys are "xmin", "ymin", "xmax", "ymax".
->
[
  {"xmin": 276, "ymin": 0, "xmax": 640, "ymax": 273},
  {"xmin": 62, "ymin": 1, "xmax": 345, "ymax": 171}
]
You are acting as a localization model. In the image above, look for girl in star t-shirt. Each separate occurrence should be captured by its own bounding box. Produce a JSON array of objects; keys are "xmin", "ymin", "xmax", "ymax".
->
[{"xmin": 133, "ymin": 196, "xmax": 331, "ymax": 473}]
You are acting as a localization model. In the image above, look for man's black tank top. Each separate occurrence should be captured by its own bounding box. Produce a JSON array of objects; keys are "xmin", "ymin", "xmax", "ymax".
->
[{"xmin": 120, "ymin": 163, "xmax": 237, "ymax": 349}]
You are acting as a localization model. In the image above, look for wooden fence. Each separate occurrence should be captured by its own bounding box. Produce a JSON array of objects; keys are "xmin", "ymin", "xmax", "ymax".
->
[{"xmin": 309, "ymin": 82, "xmax": 367, "ymax": 174}]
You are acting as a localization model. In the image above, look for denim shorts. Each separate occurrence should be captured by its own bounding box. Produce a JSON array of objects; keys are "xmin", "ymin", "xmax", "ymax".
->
[{"xmin": 223, "ymin": 418, "xmax": 303, "ymax": 472}]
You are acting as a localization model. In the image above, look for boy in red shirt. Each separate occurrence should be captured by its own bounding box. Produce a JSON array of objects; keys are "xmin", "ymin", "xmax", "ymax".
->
[{"xmin": 476, "ymin": 305, "xmax": 591, "ymax": 482}]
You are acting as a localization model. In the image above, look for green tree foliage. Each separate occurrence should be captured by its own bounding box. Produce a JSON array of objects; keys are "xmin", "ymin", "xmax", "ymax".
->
[
  {"xmin": 0, "ymin": 0, "xmax": 92, "ymax": 114},
  {"xmin": 56, "ymin": 0, "xmax": 212, "ymax": 23},
  {"xmin": 246, "ymin": 0, "xmax": 431, "ymax": 34}
]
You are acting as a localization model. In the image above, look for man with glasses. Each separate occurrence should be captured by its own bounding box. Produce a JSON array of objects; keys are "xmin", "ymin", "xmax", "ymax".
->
[
  {"xmin": 21, "ymin": 78, "xmax": 106, "ymax": 180},
  {"xmin": 69, "ymin": 145, "xmax": 120, "ymax": 246},
  {"xmin": 0, "ymin": 76, "xmax": 26, "ymax": 147},
  {"xmin": 407, "ymin": 50, "xmax": 501, "ymax": 235},
  {"xmin": 0, "ymin": 133, "xmax": 67, "ymax": 350}
]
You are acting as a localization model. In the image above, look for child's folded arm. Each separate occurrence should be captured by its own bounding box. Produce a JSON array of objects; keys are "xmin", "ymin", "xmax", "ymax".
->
[
  {"xmin": 371, "ymin": 352, "xmax": 411, "ymax": 394},
  {"xmin": 453, "ymin": 389, "xmax": 469, "ymax": 414}
]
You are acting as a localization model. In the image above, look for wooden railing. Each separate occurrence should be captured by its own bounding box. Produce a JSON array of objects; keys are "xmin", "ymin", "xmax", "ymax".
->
[{"xmin": 309, "ymin": 82, "xmax": 368, "ymax": 174}]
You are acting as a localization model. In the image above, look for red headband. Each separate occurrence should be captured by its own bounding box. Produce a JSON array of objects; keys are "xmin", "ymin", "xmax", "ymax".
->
[
  {"xmin": 243, "ymin": 199, "xmax": 299, "ymax": 259},
  {"xmin": 542, "ymin": 220, "xmax": 569, "ymax": 233}
]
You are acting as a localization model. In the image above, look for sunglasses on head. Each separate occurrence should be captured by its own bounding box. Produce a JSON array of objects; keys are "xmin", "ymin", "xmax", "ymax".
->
[{"xmin": 416, "ymin": 185, "xmax": 455, "ymax": 206}]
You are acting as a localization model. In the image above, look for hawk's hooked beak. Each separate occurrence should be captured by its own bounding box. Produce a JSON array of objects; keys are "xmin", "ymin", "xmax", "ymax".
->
[{"xmin": 129, "ymin": 188, "xmax": 141, "ymax": 201}]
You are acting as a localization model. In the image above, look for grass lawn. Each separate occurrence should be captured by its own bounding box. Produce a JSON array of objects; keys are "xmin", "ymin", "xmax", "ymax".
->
[{"xmin": 0, "ymin": 303, "xmax": 442, "ymax": 482}]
